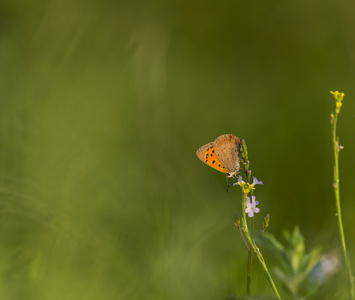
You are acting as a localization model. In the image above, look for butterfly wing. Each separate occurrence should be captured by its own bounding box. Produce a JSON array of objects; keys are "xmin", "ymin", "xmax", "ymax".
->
[
  {"xmin": 196, "ymin": 142, "xmax": 231, "ymax": 173},
  {"xmin": 213, "ymin": 134, "xmax": 241, "ymax": 175}
]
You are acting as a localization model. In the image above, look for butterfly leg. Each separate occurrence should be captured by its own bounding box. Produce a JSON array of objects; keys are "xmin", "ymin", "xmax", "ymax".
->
[{"xmin": 225, "ymin": 174, "xmax": 230, "ymax": 192}]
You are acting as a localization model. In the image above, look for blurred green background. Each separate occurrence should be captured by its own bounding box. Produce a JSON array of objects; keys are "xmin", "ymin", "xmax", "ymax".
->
[{"xmin": 0, "ymin": 0, "xmax": 354, "ymax": 299}]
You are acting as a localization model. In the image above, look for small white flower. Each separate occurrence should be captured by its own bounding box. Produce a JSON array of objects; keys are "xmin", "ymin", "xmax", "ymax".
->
[{"xmin": 245, "ymin": 196, "xmax": 260, "ymax": 218}]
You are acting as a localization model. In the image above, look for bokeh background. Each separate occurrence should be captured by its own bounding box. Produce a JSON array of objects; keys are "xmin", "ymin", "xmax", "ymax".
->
[{"xmin": 0, "ymin": 0, "xmax": 354, "ymax": 299}]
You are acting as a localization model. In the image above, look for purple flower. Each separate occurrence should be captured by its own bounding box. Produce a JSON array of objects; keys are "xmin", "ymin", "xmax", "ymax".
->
[
  {"xmin": 252, "ymin": 177, "xmax": 263, "ymax": 186},
  {"xmin": 245, "ymin": 196, "xmax": 260, "ymax": 218},
  {"xmin": 233, "ymin": 175, "xmax": 245, "ymax": 186}
]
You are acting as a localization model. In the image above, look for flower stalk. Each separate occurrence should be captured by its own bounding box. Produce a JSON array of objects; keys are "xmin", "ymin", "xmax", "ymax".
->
[
  {"xmin": 234, "ymin": 140, "xmax": 281, "ymax": 299},
  {"xmin": 330, "ymin": 91, "xmax": 354, "ymax": 300}
]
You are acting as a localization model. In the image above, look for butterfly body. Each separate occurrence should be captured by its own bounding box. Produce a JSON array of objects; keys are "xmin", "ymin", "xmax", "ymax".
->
[{"xmin": 196, "ymin": 134, "xmax": 241, "ymax": 177}]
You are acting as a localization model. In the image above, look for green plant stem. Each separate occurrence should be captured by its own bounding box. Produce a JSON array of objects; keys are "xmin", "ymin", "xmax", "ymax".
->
[
  {"xmin": 245, "ymin": 171, "xmax": 253, "ymax": 296},
  {"xmin": 235, "ymin": 215, "xmax": 250, "ymax": 251},
  {"xmin": 253, "ymin": 244, "xmax": 281, "ymax": 300},
  {"xmin": 243, "ymin": 210, "xmax": 281, "ymax": 299},
  {"xmin": 247, "ymin": 218, "xmax": 253, "ymax": 296},
  {"xmin": 246, "ymin": 183, "xmax": 254, "ymax": 296},
  {"xmin": 241, "ymin": 193, "xmax": 281, "ymax": 299},
  {"xmin": 246, "ymin": 255, "xmax": 252, "ymax": 296},
  {"xmin": 332, "ymin": 113, "xmax": 355, "ymax": 300}
]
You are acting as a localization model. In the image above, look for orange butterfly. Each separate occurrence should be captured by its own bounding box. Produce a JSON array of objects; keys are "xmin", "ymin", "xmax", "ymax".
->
[{"xmin": 196, "ymin": 134, "xmax": 241, "ymax": 178}]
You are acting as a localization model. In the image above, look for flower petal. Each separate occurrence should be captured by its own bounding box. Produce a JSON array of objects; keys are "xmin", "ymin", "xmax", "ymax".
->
[{"xmin": 252, "ymin": 177, "xmax": 263, "ymax": 185}]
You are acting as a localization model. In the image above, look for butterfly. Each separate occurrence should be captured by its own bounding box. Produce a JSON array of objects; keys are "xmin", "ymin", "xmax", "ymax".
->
[{"xmin": 196, "ymin": 134, "xmax": 242, "ymax": 178}]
